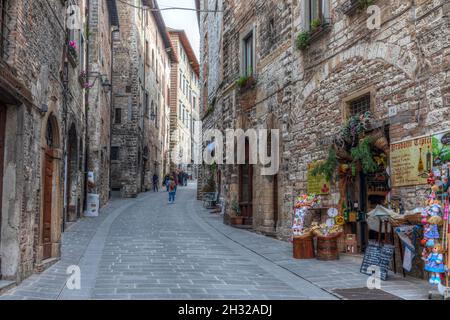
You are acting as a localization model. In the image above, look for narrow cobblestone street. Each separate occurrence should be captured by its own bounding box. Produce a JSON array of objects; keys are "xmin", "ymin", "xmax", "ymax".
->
[
  {"xmin": 0, "ymin": 183, "xmax": 433, "ymax": 300},
  {"xmin": 0, "ymin": 183, "xmax": 333, "ymax": 300}
]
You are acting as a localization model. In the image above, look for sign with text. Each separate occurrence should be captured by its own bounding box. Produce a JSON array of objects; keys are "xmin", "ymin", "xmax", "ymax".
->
[
  {"xmin": 360, "ymin": 241, "xmax": 395, "ymax": 281},
  {"xmin": 307, "ymin": 162, "xmax": 330, "ymax": 195},
  {"xmin": 432, "ymin": 131, "xmax": 450, "ymax": 167},
  {"xmin": 390, "ymin": 137, "xmax": 432, "ymax": 187}
]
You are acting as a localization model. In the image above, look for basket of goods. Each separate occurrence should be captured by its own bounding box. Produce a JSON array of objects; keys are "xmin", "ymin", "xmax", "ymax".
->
[
  {"xmin": 389, "ymin": 215, "xmax": 408, "ymax": 227},
  {"xmin": 404, "ymin": 208, "xmax": 425, "ymax": 225}
]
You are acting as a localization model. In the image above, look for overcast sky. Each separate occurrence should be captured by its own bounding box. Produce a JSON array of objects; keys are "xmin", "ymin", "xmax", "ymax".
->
[{"xmin": 158, "ymin": 0, "xmax": 200, "ymax": 60}]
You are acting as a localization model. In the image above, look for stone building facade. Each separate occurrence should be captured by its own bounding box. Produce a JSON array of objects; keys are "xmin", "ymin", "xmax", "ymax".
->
[
  {"xmin": 168, "ymin": 29, "xmax": 200, "ymax": 175},
  {"xmin": 85, "ymin": 0, "xmax": 119, "ymax": 208},
  {"xmin": 0, "ymin": 0, "xmax": 80, "ymax": 283},
  {"xmin": 111, "ymin": 0, "xmax": 175, "ymax": 197},
  {"xmin": 197, "ymin": 0, "xmax": 450, "ymax": 271}
]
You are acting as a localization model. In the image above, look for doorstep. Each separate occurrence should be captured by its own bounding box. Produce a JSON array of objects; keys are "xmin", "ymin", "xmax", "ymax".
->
[
  {"xmin": 231, "ymin": 224, "xmax": 253, "ymax": 230},
  {"xmin": 35, "ymin": 258, "xmax": 59, "ymax": 273},
  {"xmin": 0, "ymin": 280, "xmax": 16, "ymax": 295}
]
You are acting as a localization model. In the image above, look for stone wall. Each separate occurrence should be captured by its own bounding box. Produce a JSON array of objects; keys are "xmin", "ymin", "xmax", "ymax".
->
[
  {"xmin": 0, "ymin": 0, "xmax": 87, "ymax": 283},
  {"xmin": 198, "ymin": 0, "xmax": 450, "ymax": 250},
  {"xmin": 87, "ymin": 0, "xmax": 115, "ymax": 206},
  {"xmin": 111, "ymin": 2, "xmax": 141, "ymax": 197}
]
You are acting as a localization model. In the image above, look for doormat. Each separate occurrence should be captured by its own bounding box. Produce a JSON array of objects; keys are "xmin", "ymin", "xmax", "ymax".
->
[{"xmin": 332, "ymin": 288, "xmax": 404, "ymax": 300}]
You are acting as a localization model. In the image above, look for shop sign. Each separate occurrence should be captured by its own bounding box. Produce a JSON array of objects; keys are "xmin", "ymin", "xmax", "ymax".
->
[
  {"xmin": 307, "ymin": 161, "xmax": 330, "ymax": 195},
  {"xmin": 432, "ymin": 131, "xmax": 450, "ymax": 167},
  {"xmin": 390, "ymin": 137, "xmax": 432, "ymax": 187}
]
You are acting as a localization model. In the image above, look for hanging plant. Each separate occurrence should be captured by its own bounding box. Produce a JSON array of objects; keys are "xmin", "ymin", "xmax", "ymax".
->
[
  {"xmin": 340, "ymin": 111, "xmax": 373, "ymax": 147},
  {"xmin": 350, "ymin": 137, "xmax": 379, "ymax": 176},
  {"xmin": 296, "ymin": 31, "xmax": 311, "ymax": 50},
  {"xmin": 312, "ymin": 147, "xmax": 339, "ymax": 182}
]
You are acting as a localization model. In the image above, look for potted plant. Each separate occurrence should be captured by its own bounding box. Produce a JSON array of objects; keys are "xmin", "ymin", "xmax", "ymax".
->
[
  {"xmin": 350, "ymin": 137, "xmax": 379, "ymax": 176},
  {"xmin": 236, "ymin": 68, "xmax": 256, "ymax": 92},
  {"xmin": 230, "ymin": 198, "xmax": 243, "ymax": 225},
  {"xmin": 310, "ymin": 18, "xmax": 322, "ymax": 32},
  {"xmin": 296, "ymin": 31, "xmax": 311, "ymax": 50}
]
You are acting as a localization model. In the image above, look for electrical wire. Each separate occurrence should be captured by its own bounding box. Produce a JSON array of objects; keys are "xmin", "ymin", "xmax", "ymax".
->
[{"xmin": 116, "ymin": 0, "xmax": 223, "ymax": 12}]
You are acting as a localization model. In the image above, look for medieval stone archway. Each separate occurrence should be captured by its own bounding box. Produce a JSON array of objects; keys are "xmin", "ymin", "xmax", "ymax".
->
[
  {"xmin": 287, "ymin": 44, "xmax": 422, "ymax": 251},
  {"xmin": 291, "ymin": 41, "xmax": 419, "ymax": 122}
]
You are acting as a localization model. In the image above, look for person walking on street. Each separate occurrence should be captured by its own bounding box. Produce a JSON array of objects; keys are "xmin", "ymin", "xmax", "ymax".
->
[
  {"xmin": 164, "ymin": 174, "xmax": 170, "ymax": 192},
  {"xmin": 152, "ymin": 174, "xmax": 159, "ymax": 192},
  {"xmin": 168, "ymin": 176, "xmax": 177, "ymax": 204}
]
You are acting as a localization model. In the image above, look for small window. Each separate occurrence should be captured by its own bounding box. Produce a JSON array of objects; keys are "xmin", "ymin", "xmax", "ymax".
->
[
  {"xmin": 145, "ymin": 40, "xmax": 149, "ymax": 65},
  {"xmin": 348, "ymin": 94, "xmax": 371, "ymax": 118},
  {"xmin": 115, "ymin": 108, "xmax": 122, "ymax": 124},
  {"xmin": 111, "ymin": 147, "xmax": 120, "ymax": 161},
  {"xmin": 243, "ymin": 32, "xmax": 254, "ymax": 76},
  {"xmin": 306, "ymin": 0, "xmax": 330, "ymax": 30}
]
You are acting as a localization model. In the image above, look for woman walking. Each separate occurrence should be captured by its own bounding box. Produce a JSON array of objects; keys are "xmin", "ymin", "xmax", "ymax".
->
[{"xmin": 168, "ymin": 176, "xmax": 177, "ymax": 204}]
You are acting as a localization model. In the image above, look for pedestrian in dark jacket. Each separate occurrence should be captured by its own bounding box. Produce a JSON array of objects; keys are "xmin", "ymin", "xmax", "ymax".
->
[{"xmin": 152, "ymin": 174, "xmax": 159, "ymax": 192}]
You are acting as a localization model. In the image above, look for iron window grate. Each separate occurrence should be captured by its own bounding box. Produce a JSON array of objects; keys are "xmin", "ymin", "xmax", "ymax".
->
[{"xmin": 349, "ymin": 94, "xmax": 371, "ymax": 117}]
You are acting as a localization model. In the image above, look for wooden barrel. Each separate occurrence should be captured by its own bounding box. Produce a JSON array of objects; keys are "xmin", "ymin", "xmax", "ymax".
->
[
  {"xmin": 316, "ymin": 234, "xmax": 340, "ymax": 261},
  {"xmin": 293, "ymin": 235, "xmax": 315, "ymax": 259}
]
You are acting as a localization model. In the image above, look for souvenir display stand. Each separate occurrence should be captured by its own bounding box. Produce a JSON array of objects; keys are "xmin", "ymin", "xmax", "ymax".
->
[
  {"xmin": 292, "ymin": 195, "xmax": 343, "ymax": 260},
  {"xmin": 421, "ymin": 169, "xmax": 450, "ymax": 299}
]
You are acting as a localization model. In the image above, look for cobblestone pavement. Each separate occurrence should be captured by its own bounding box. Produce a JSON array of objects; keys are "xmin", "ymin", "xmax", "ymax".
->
[
  {"xmin": 0, "ymin": 183, "xmax": 335, "ymax": 300},
  {"xmin": 0, "ymin": 183, "xmax": 433, "ymax": 300}
]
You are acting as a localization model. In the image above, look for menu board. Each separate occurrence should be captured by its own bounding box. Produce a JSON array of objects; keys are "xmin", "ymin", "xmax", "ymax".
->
[
  {"xmin": 307, "ymin": 162, "xmax": 330, "ymax": 195},
  {"xmin": 360, "ymin": 241, "xmax": 395, "ymax": 281},
  {"xmin": 390, "ymin": 137, "xmax": 432, "ymax": 187}
]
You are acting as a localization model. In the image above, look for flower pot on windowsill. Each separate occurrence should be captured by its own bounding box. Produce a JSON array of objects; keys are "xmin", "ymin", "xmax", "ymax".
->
[{"xmin": 237, "ymin": 75, "xmax": 257, "ymax": 94}]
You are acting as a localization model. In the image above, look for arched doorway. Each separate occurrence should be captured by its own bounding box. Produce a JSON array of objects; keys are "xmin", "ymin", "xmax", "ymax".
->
[
  {"xmin": 67, "ymin": 124, "xmax": 78, "ymax": 223},
  {"xmin": 42, "ymin": 115, "xmax": 59, "ymax": 260}
]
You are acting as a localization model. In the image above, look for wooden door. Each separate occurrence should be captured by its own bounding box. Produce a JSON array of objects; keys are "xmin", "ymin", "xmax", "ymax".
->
[
  {"xmin": 0, "ymin": 104, "xmax": 6, "ymax": 276},
  {"xmin": 42, "ymin": 150, "xmax": 53, "ymax": 260},
  {"xmin": 239, "ymin": 140, "xmax": 253, "ymax": 224}
]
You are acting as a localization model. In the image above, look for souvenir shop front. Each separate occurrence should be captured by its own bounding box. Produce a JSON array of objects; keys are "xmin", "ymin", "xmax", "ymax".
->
[{"xmin": 292, "ymin": 113, "xmax": 450, "ymax": 293}]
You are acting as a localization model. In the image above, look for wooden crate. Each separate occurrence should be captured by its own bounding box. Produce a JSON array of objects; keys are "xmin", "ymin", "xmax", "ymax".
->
[{"xmin": 345, "ymin": 234, "xmax": 358, "ymax": 254}]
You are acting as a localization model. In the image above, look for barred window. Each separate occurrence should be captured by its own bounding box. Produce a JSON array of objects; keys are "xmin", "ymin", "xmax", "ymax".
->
[{"xmin": 349, "ymin": 94, "xmax": 371, "ymax": 117}]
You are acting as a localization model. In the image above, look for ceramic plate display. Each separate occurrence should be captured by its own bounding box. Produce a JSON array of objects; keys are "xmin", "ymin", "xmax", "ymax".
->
[{"xmin": 327, "ymin": 207, "xmax": 338, "ymax": 218}]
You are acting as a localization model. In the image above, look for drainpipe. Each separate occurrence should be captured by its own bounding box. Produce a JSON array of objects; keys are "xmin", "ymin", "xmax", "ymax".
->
[
  {"xmin": 62, "ymin": 12, "xmax": 70, "ymax": 233},
  {"xmin": 109, "ymin": 25, "xmax": 115, "ymax": 200},
  {"xmin": 83, "ymin": 0, "xmax": 90, "ymax": 213}
]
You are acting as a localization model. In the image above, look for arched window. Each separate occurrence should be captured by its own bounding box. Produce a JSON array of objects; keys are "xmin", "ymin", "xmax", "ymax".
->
[{"xmin": 46, "ymin": 120, "xmax": 54, "ymax": 148}]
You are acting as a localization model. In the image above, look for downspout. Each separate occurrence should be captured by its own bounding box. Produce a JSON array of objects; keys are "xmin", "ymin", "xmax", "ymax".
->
[
  {"xmin": 83, "ymin": 0, "xmax": 90, "ymax": 213},
  {"xmin": 62, "ymin": 8, "xmax": 70, "ymax": 233},
  {"xmin": 109, "ymin": 24, "xmax": 115, "ymax": 199}
]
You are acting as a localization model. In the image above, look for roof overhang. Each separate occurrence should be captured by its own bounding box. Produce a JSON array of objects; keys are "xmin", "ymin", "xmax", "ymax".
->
[{"xmin": 168, "ymin": 28, "xmax": 200, "ymax": 76}]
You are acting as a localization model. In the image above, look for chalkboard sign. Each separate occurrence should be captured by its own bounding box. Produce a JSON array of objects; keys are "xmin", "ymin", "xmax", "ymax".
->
[{"xmin": 360, "ymin": 241, "xmax": 395, "ymax": 281}]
